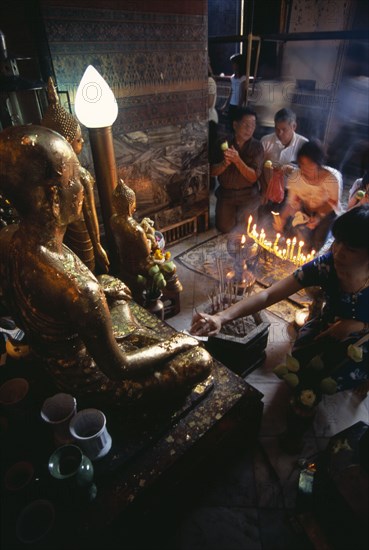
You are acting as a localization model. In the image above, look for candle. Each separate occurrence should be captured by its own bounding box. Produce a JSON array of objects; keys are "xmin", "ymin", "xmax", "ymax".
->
[
  {"xmin": 286, "ymin": 239, "xmax": 291, "ymax": 258},
  {"xmin": 273, "ymin": 232, "xmax": 281, "ymax": 250},
  {"xmin": 224, "ymin": 272, "xmax": 232, "ymax": 305},
  {"xmin": 290, "ymin": 237, "xmax": 296, "ymax": 259},
  {"xmin": 247, "ymin": 215, "xmax": 252, "ymax": 234},
  {"xmin": 297, "ymin": 240, "xmax": 304, "ymax": 261},
  {"xmin": 240, "ymin": 234, "xmax": 246, "ymax": 248}
]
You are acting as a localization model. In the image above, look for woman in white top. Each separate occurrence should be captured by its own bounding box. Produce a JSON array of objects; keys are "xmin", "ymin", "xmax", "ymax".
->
[
  {"xmin": 274, "ymin": 141, "xmax": 342, "ymax": 251},
  {"xmin": 221, "ymin": 54, "xmax": 246, "ymax": 126}
]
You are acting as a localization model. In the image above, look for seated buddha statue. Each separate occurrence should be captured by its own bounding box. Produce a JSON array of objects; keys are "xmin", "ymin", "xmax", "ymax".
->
[
  {"xmin": 0, "ymin": 125, "xmax": 212, "ymax": 407},
  {"xmin": 41, "ymin": 77, "xmax": 109, "ymax": 274},
  {"xmin": 110, "ymin": 180, "xmax": 153, "ymax": 298},
  {"xmin": 111, "ymin": 180, "xmax": 181, "ymax": 301}
]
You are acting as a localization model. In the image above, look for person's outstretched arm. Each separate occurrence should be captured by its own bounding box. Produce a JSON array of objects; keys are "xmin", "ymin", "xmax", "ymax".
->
[{"xmin": 190, "ymin": 274, "xmax": 301, "ymax": 336}]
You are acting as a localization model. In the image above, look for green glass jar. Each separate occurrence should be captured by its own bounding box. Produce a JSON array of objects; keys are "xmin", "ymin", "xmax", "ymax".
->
[{"xmin": 48, "ymin": 444, "xmax": 97, "ymax": 502}]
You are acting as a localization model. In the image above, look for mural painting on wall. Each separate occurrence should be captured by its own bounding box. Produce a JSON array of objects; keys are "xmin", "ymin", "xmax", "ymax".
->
[{"xmin": 42, "ymin": 4, "xmax": 209, "ymax": 228}]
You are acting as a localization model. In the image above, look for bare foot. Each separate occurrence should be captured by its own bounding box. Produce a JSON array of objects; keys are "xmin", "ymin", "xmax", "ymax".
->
[{"xmin": 353, "ymin": 380, "xmax": 369, "ymax": 398}]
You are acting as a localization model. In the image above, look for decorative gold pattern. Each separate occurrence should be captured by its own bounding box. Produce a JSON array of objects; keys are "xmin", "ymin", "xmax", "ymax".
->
[{"xmin": 41, "ymin": 77, "xmax": 79, "ymax": 142}]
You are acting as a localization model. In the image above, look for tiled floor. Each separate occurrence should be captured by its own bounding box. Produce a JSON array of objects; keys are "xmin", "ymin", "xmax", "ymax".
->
[{"xmin": 148, "ymin": 189, "xmax": 369, "ymax": 550}]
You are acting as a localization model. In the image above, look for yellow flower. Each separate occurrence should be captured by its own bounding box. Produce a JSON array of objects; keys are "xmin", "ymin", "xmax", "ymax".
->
[{"xmin": 299, "ymin": 389, "xmax": 316, "ymax": 407}]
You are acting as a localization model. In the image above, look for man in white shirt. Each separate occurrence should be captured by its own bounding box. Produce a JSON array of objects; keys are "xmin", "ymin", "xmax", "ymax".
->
[
  {"xmin": 259, "ymin": 108, "xmax": 308, "ymax": 218},
  {"xmin": 261, "ymin": 108, "xmax": 308, "ymax": 168}
]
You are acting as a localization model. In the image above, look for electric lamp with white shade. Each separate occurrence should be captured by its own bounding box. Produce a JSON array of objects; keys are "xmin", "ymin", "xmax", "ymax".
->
[{"xmin": 75, "ymin": 65, "xmax": 118, "ymax": 258}]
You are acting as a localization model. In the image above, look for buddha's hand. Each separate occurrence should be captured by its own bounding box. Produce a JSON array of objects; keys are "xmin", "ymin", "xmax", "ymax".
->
[
  {"xmin": 190, "ymin": 312, "xmax": 221, "ymax": 337},
  {"xmin": 168, "ymin": 332, "xmax": 200, "ymax": 351},
  {"xmin": 95, "ymin": 243, "xmax": 110, "ymax": 273},
  {"xmin": 98, "ymin": 274, "xmax": 132, "ymax": 302}
]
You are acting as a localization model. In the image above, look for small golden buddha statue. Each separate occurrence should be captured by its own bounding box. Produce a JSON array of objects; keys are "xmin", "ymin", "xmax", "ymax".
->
[
  {"xmin": 110, "ymin": 179, "xmax": 152, "ymax": 297},
  {"xmin": 111, "ymin": 180, "xmax": 182, "ymax": 301},
  {"xmin": 0, "ymin": 125, "xmax": 212, "ymax": 407},
  {"xmin": 41, "ymin": 77, "xmax": 109, "ymax": 274}
]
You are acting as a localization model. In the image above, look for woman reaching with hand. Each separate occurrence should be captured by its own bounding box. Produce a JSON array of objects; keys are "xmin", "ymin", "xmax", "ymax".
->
[{"xmin": 191, "ymin": 206, "xmax": 369, "ymax": 452}]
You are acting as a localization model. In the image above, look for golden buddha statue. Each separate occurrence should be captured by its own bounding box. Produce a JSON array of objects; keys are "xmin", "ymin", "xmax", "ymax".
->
[
  {"xmin": 111, "ymin": 180, "xmax": 181, "ymax": 301},
  {"xmin": 0, "ymin": 125, "xmax": 212, "ymax": 407},
  {"xmin": 110, "ymin": 180, "xmax": 153, "ymax": 297},
  {"xmin": 41, "ymin": 77, "xmax": 109, "ymax": 274}
]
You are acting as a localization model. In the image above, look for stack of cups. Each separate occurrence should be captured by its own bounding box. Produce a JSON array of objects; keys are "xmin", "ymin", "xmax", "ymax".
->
[{"xmin": 41, "ymin": 394, "xmax": 112, "ymax": 461}]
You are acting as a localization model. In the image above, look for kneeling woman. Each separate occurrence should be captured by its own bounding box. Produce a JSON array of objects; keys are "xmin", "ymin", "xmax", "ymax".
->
[
  {"xmin": 274, "ymin": 141, "xmax": 342, "ymax": 252},
  {"xmin": 191, "ymin": 206, "xmax": 369, "ymax": 451}
]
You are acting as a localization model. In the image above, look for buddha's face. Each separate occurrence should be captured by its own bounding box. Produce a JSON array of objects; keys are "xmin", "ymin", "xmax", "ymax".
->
[{"xmin": 70, "ymin": 125, "xmax": 84, "ymax": 156}]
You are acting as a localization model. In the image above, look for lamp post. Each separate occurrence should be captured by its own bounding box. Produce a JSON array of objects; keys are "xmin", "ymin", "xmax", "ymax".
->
[{"xmin": 75, "ymin": 65, "xmax": 118, "ymax": 258}]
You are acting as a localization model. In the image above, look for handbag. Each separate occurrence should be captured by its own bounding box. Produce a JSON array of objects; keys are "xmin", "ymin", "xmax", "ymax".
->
[{"xmin": 265, "ymin": 169, "xmax": 285, "ymax": 204}]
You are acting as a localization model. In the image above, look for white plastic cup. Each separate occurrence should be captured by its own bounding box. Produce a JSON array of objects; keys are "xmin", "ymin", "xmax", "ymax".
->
[
  {"xmin": 69, "ymin": 408, "xmax": 112, "ymax": 461},
  {"xmin": 41, "ymin": 393, "xmax": 77, "ymax": 447}
]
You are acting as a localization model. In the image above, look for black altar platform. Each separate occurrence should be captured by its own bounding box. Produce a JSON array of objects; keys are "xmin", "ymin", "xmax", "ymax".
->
[{"xmin": 0, "ymin": 304, "xmax": 264, "ymax": 550}]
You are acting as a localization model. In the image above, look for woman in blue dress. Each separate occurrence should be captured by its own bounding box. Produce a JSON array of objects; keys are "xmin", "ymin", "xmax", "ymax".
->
[{"xmin": 191, "ymin": 205, "xmax": 369, "ymax": 452}]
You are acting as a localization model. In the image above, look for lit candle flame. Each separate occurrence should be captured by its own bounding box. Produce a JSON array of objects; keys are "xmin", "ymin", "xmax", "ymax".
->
[
  {"xmin": 245, "ymin": 219, "xmax": 315, "ymax": 266},
  {"xmin": 247, "ymin": 215, "xmax": 253, "ymax": 233}
]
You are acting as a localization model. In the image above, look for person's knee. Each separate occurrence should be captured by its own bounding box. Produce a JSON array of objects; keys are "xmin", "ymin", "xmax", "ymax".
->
[
  {"xmin": 215, "ymin": 203, "xmax": 236, "ymax": 233},
  {"xmin": 216, "ymin": 218, "xmax": 235, "ymax": 233}
]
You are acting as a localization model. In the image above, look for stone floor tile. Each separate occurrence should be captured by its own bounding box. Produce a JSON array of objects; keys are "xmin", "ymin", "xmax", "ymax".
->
[{"xmin": 195, "ymin": 445, "xmax": 258, "ymax": 508}]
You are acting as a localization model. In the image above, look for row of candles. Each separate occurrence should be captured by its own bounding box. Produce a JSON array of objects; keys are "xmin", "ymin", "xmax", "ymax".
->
[{"xmin": 246, "ymin": 215, "xmax": 316, "ymax": 267}]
